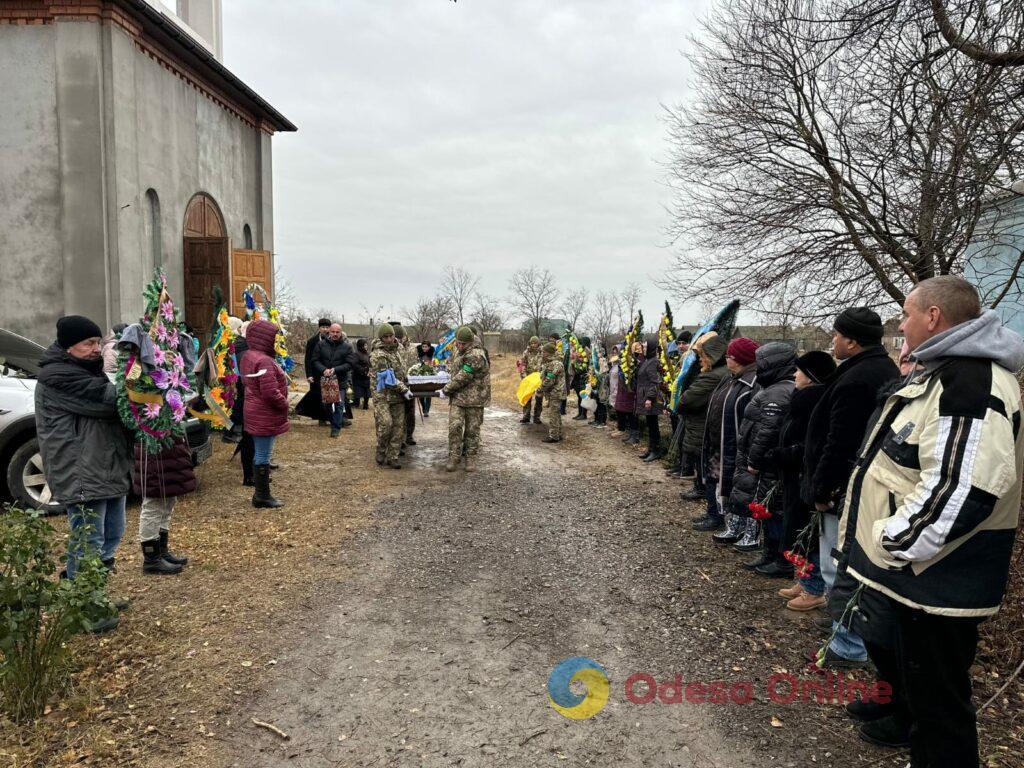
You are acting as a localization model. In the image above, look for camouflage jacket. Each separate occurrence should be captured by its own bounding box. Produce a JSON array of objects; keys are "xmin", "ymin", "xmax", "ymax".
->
[
  {"xmin": 398, "ymin": 340, "xmax": 420, "ymax": 375},
  {"xmin": 442, "ymin": 340, "xmax": 491, "ymax": 407},
  {"xmin": 538, "ymin": 356, "xmax": 565, "ymax": 399},
  {"xmin": 520, "ymin": 346, "xmax": 543, "ymax": 377},
  {"xmin": 369, "ymin": 338, "xmax": 410, "ymax": 404}
]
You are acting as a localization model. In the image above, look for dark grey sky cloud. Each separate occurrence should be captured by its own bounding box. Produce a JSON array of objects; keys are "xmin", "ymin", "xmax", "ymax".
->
[{"xmin": 222, "ymin": 0, "xmax": 713, "ymax": 329}]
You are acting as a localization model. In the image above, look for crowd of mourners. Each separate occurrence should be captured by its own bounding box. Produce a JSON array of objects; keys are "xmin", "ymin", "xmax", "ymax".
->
[
  {"xmin": 518, "ymin": 275, "xmax": 1024, "ymax": 768},
  {"xmin": 25, "ymin": 275, "xmax": 1024, "ymax": 768}
]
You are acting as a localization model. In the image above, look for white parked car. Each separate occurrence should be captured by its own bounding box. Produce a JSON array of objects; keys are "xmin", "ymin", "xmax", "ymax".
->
[{"xmin": 0, "ymin": 328, "xmax": 212, "ymax": 513}]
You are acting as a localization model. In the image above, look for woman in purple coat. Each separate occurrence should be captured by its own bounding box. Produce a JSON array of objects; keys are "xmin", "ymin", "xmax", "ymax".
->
[{"xmin": 240, "ymin": 319, "xmax": 290, "ymax": 509}]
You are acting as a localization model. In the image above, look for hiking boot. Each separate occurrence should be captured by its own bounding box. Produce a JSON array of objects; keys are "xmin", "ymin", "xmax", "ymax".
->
[
  {"xmin": 142, "ymin": 539, "xmax": 183, "ymax": 575},
  {"xmin": 330, "ymin": 428, "xmax": 340, "ymax": 438},
  {"xmin": 407, "ymin": 438, "xmax": 417, "ymax": 446},
  {"xmin": 573, "ymin": 414, "xmax": 587, "ymax": 421},
  {"xmin": 847, "ymin": 699, "xmax": 894, "ymax": 722},
  {"xmin": 779, "ymin": 582, "xmax": 804, "ymax": 600},
  {"xmin": 743, "ymin": 548, "xmax": 772, "ymax": 570},
  {"xmin": 787, "ymin": 592, "xmax": 826, "ymax": 611},
  {"xmin": 814, "ymin": 615, "xmax": 833, "ymax": 634},
  {"xmin": 375, "ymin": 449, "xmax": 385, "ymax": 466},
  {"xmin": 712, "ymin": 515, "xmax": 744, "ymax": 544},
  {"xmin": 464, "ymin": 456, "xmax": 476, "ymax": 472},
  {"xmin": 85, "ymin": 613, "xmax": 120, "ymax": 634},
  {"xmin": 520, "ymin": 416, "xmax": 530, "ymax": 424},
  {"xmin": 533, "ymin": 417, "xmax": 542, "ymax": 425},
  {"xmin": 639, "ymin": 450, "xmax": 652, "ymax": 460},
  {"xmin": 624, "ymin": 431, "xmax": 640, "ymax": 445},
  {"xmin": 755, "ymin": 558, "xmax": 794, "ymax": 578},
  {"xmin": 445, "ymin": 459, "xmax": 460, "ymax": 472},
  {"xmin": 680, "ymin": 485, "xmax": 704, "ymax": 501},
  {"xmin": 859, "ymin": 715, "xmax": 911, "ymax": 748},
  {"xmin": 733, "ymin": 520, "xmax": 760, "ymax": 551},
  {"xmin": 252, "ymin": 465, "xmax": 284, "ymax": 509},
  {"xmin": 159, "ymin": 529, "xmax": 188, "ymax": 567},
  {"xmin": 692, "ymin": 515, "xmax": 725, "ymax": 532}
]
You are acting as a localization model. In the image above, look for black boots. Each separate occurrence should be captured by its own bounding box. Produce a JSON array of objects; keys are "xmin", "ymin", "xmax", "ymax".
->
[
  {"xmin": 142, "ymin": 539, "xmax": 183, "ymax": 575},
  {"xmin": 252, "ymin": 465, "xmax": 284, "ymax": 509},
  {"xmin": 159, "ymin": 529, "xmax": 188, "ymax": 567}
]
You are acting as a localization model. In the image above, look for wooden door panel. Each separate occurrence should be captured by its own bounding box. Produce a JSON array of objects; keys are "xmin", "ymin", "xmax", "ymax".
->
[
  {"xmin": 184, "ymin": 237, "xmax": 229, "ymax": 341},
  {"xmin": 231, "ymin": 249, "xmax": 273, "ymax": 318}
]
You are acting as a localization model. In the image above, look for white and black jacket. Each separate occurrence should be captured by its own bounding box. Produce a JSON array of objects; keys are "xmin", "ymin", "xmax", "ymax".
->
[{"xmin": 841, "ymin": 312, "xmax": 1024, "ymax": 617}]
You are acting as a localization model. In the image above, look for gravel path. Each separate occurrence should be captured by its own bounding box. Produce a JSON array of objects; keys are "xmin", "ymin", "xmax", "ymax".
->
[{"xmin": 228, "ymin": 407, "xmax": 909, "ymax": 768}]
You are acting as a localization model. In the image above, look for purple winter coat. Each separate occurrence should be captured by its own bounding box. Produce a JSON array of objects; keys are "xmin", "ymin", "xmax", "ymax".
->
[
  {"xmin": 240, "ymin": 320, "xmax": 290, "ymax": 437},
  {"xmin": 133, "ymin": 438, "xmax": 196, "ymax": 498},
  {"xmin": 614, "ymin": 355, "xmax": 641, "ymax": 413}
]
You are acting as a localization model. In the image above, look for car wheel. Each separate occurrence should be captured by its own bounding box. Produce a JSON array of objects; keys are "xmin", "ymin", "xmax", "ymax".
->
[{"xmin": 7, "ymin": 438, "xmax": 63, "ymax": 514}]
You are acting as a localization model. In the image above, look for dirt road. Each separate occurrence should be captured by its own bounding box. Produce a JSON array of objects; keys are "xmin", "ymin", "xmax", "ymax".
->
[{"xmin": 223, "ymin": 408, "xmax": 904, "ymax": 768}]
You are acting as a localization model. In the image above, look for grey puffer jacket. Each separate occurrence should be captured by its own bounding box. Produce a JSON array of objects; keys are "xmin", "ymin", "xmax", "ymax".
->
[
  {"xmin": 729, "ymin": 342, "xmax": 797, "ymax": 517},
  {"xmin": 34, "ymin": 345, "xmax": 133, "ymax": 505}
]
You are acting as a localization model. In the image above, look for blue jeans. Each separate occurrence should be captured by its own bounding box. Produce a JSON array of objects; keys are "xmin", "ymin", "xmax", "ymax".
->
[
  {"xmin": 66, "ymin": 497, "xmax": 126, "ymax": 579},
  {"xmin": 326, "ymin": 402, "xmax": 344, "ymax": 430},
  {"xmin": 820, "ymin": 513, "xmax": 867, "ymax": 661},
  {"xmin": 253, "ymin": 435, "xmax": 277, "ymax": 466},
  {"xmin": 799, "ymin": 544, "xmax": 826, "ymax": 596}
]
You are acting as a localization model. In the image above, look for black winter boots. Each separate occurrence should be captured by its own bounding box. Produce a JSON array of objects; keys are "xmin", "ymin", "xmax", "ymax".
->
[
  {"xmin": 159, "ymin": 529, "xmax": 188, "ymax": 566},
  {"xmin": 142, "ymin": 539, "xmax": 183, "ymax": 575},
  {"xmin": 252, "ymin": 465, "xmax": 284, "ymax": 509}
]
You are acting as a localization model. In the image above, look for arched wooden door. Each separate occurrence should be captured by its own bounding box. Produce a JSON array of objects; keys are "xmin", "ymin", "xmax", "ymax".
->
[{"xmin": 183, "ymin": 193, "xmax": 229, "ymax": 340}]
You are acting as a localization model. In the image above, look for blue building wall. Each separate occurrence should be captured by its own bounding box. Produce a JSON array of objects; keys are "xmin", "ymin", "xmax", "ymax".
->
[{"xmin": 965, "ymin": 194, "xmax": 1024, "ymax": 336}]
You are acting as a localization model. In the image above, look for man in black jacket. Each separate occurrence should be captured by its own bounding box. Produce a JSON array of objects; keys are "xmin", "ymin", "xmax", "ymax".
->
[
  {"xmin": 302, "ymin": 318, "xmax": 331, "ymax": 426},
  {"xmin": 802, "ymin": 307, "xmax": 898, "ymax": 667},
  {"xmin": 35, "ymin": 315, "xmax": 133, "ymax": 633},
  {"xmin": 313, "ymin": 323, "xmax": 355, "ymax": 437}
]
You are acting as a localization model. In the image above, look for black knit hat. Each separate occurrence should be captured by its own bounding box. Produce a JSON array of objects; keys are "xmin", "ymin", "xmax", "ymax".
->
[
  {"xmin": 795, "ymin": 350, "xmax": 837, "ymax": 384},
  {"xmin": 676, "ymin": 330, "xmax": 693, "ymax": 344},
  {"xmin": 833, "ymin": 307, "xmax": 884, "ymax": 345},
  {"xmin": 56, "ymin": 315, "xmax": 103, "ymax": 349}
]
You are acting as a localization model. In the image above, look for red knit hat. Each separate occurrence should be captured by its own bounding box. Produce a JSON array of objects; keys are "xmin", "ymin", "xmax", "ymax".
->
[{"xmin": 726, "ymin": 337, "xmax": 759, "ymax": 366}]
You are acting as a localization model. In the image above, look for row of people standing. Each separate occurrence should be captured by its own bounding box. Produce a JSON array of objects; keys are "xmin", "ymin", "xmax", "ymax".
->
[{"xmin": 663, "ymin": 278, "xmax": 1023, "ymax": 768}]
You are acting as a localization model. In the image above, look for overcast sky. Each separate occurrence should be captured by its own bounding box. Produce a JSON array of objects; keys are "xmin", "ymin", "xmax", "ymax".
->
[{"xmin": 221, "ymin": 0, "xmax": 713, "ymax": 330}]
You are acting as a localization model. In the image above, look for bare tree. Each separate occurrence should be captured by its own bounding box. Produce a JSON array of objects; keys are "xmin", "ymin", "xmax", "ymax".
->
[
  {"xmin": 469, "ymin": 293, "xmax": 508, "ymax": 332},
  {"xmin": 617, "ymin": 282, "xmax": 644, "ymax": 334},
  {"xmin": 403, "ymin": 295, "xmax": 456, "ymax": 342},
  {"xmin": 560, "ymin": 288, "xmax": 589, "ymax": 333},
  {"xmin": 583, "ymin": 290, "xmax": 621, "ymax": 346},
  {"xmin": 441, "ymin": 265, "xmax": 481, "ymax": 326},
  {"xmin": 508, "ymin": 267, "xmax": 560, "ymax": 338},
  {"xmin": 929, "ymin": 0, "xmax": 1024, "ymax": 67},
  {"xmin": 270, "ymin": 266, "xmax": 299, "ymax": 322},
  {"xmin": 662, "ymin": 0, "xmax": 1024, "ymax": 320}
]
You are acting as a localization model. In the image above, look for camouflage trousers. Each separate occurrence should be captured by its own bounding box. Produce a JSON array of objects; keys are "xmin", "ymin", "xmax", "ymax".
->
[
  {"xmin": 448, "ymin": 405, "xmax": 484, "ymax": 461},
  {"xmin": 544, "ymin": 397, "xmax": 563, "ymax": 440},
  {"xmin": 373, "ymin": 397, "xmax": 406, "ymax": 462},
  {"xmin": 522, "ymin": 393, "xmax": 543, "ymax": 421}
]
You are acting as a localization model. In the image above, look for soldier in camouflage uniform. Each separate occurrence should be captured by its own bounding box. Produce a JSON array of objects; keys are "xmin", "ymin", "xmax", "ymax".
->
[
  {"xmin": 369, "ymin": 323, "xmax": 412, "ymax": 469},
  {"xmin": 440, "ymin": 326, "xmax": 491, "ymax": 472},
  {"xmin": 519, "ymin": 336, "xmax": 544, "ymax": 425},
  {"xmin": 538, "ymin": 342, "xmax": 565, "ymax": 443},
  {"xmin": 393, "ymin": 324, "xmax": 420, "ymax": 446}
]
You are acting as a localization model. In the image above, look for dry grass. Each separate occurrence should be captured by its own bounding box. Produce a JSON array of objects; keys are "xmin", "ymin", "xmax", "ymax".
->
[{"xmin": 0, "ymin": 415, "xmax": 386, "ymax": 768}]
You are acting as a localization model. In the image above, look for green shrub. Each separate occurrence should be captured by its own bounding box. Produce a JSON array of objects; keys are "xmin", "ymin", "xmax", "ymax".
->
[{"xmin": 0, "ymin": 506, "xmax": 112, "ymax": 722}]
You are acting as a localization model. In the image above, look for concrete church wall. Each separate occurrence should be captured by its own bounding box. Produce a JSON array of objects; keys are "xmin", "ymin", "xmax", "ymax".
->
[{"xmin": 0, "ymin": 19, "xmax": 274, "ymax": 344}]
